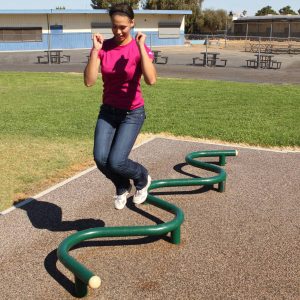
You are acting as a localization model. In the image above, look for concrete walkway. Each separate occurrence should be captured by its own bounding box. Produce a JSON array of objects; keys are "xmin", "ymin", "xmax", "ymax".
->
[{"xmin": 1, "ymin": 138, "xmax": 299, "ymax": 299}]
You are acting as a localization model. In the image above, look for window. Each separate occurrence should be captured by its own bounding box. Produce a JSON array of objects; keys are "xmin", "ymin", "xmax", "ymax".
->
[
  {"xmin": 91, "ymin": 23, "xmax": 113, "ymax": 39},
  {"xmin": 0, "ymin": 27, "xmax": 42, "ymax": 42},
  {"xmin": 158, "ymin": 22, "xmax": 181, "ymax": 38}
]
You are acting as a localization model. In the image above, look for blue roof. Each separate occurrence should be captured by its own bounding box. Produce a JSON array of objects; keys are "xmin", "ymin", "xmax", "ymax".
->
[{"xmin": 0, "ymin": 9, "xmax": 192, "ymax": 15}]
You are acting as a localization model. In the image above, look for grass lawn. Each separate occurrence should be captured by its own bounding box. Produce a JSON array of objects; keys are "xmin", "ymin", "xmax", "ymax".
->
[{"xmin": 0, "ymin": 72, "xmax": 299, "ymax": 211}]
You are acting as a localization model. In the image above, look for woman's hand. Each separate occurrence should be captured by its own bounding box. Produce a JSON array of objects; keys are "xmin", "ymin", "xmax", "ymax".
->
[
  {"xmin": 135, "ymin": 32, "xmax": 146, "ymax": 48},
  {"xmin": 92, "ymin": 33, "xmax": 104, "ymax": 51}
]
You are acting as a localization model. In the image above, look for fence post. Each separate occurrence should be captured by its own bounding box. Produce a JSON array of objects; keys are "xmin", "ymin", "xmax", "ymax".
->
[
  {"xmin": 205, "ymin": 35, "xmax": 208, "ymax": 66},
  {"xmin": 46, "ymin": 13, "xmax": 51, "ymax": 64},
  {"xmin": 258, "ymin": 36, "xmax": 261, "ymax": 69}
]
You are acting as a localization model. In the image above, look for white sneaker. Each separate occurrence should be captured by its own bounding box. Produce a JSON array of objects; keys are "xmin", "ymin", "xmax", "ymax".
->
[
  {"xmin": 133, "ymin": 175, "xmax": 151, "ymax": 205},
  {"xmin": 114, "ymin": 185, "xmax": 132, "ymax": 210}
]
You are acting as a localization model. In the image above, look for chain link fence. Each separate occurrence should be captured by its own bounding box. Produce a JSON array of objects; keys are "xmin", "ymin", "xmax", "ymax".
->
[
  {"xmin": 184, "ymin": 34, "xmax": 300, "ymax": 55},
  {"xmin": 1, "ymin": 32, "xmax": 300, "ymax": 55}
]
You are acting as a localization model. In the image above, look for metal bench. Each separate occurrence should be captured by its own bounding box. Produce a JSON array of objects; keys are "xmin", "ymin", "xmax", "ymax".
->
[
  {"xmin": 61, "ymin": 55, "xmax": 71, "ymax": 63},
  {"xmin": 154, "ymin": 56, "xmax": 168, "ymax": 64},
  {"xmin": 246, "ymin": 59, "xmax": 258, "ymax": 68},
  {"xmin": 37, "ymin": 55, "xmax": 49, "ymax": 64},
  {"xmin": 270, "ymin": 60, "xmax": 282, "ymax": 70},
  {"xmin": 259, "ymin": 60, "xmax": 269, "ymax": 68},
  {"xmin": 192, "ymin": 57, "xmax": 204, "ymax": 65},
  {"xmin": 193, "ymin": 57, "xmax": 221, "ymax": 67},
  {"xmin": 290, "ymin": 48, "xmax": 300, "ymax": 55},
  {"xmin": 216, "ymin": 59, "xmax": 227, "ymax": 67}
]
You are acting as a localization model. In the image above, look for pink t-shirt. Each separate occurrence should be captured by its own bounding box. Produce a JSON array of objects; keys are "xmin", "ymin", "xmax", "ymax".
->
[{"xmin": 98, "ymin": 38, "xmax": 154, "ymax": 110}]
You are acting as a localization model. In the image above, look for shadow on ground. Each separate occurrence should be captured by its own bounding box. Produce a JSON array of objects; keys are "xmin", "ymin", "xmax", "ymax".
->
[{"xmin": 18, "ymin": 199, "xmax": 105, "ymax": 231}]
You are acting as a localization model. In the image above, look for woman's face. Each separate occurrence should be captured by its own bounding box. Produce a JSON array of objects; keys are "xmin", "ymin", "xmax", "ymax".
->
[{"xmin": 111, "ymin": 14, "xmax": 134, "ymax": 44}]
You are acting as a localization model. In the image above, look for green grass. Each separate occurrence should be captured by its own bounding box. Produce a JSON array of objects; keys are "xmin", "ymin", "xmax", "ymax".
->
[
  {"xmin": 0, "ymin": 72, "xmax": 299, "ymax": 211},
  {"xmin": 142, "ymin": 79, "xmax": 300, "ymax": 147}
]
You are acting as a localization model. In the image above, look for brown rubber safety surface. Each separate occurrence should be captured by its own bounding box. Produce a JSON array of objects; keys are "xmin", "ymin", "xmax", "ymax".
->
[{"xmin": 0, "ymin": 138, "xmax": 299, "ymax": 300}]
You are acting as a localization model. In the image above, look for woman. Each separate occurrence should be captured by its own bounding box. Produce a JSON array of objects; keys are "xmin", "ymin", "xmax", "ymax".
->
[{"xmin": 84, "ymin": 3, "xmax": 156, "ymax": 210}]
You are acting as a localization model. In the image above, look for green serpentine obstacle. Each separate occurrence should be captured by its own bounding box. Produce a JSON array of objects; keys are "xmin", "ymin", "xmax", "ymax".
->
[{"xmin": 57, "ymin": 149, "xmax": 237, "ymax": 297}]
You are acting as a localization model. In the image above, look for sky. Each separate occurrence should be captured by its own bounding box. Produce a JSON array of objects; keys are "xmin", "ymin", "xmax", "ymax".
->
[
  {"xmin": 0, "ymin": 0, "xmax": 299, "ymax": 16},
  {"xmin": 202, "ymin": 1, "xmax": 300, "ymax": 16}
]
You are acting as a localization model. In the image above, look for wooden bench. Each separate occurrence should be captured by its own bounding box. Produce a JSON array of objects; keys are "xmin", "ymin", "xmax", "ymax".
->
[
  {"xmin": 192, "ymin": 57, "xmax": 204, "ymax": 65},
  {"xmin": 290, "ymin": 47, "xmax": 300, "ymax": 55},
  {"xmin": 270, "ymin": 60, "xmax": 282, "ymax": 70},
  {"xmin": 259, "ymin": 60, "xmax": 269, "ymax": 69},
  {"xmin": 246, "ymin": 59, "xmax": 258, "ymax": 68},
  {"xmin": 216, "ymin": 59, "xmax": 227, "ymax": 67},
  {"xmin": 193, "ymin": 57, "xmax": 219, "ymax": 67},
  {"xmin": 271, "ymin": 47, "xmax": 290, "ymax": 54},
  {"xmin": 154, "ymin": 56, "xmax": 168, "ymax": 64},
  {"xmin": 61, "ymin": 55, "xmax": 71, "ymax": 63},
  {"xmin": 37, "ymin": 55, "xmax": 49, "ymax": 64}
]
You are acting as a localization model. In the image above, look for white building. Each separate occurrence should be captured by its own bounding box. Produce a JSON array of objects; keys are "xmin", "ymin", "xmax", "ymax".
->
[{"xmin": 0, "ymin": 9, "xmax": 192, "ymax": 51}]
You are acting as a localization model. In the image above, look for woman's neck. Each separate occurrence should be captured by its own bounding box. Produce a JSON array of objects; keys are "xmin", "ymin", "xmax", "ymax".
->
[{"xmin": 114, "ymin": 35, "xmax": 132, "ymax": 46}]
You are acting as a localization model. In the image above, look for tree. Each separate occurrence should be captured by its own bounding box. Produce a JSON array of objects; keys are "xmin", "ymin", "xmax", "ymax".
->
[
  {"xmin": 200, "ymin": 9, "xmax": 227, "ymax": 34},
  {"xmin": 298, "ymin": 9, "xmax": 300, "ymax": 15},
  {"xmin": 255, "ymin": 6, "xmax": 278, "ymax": 16},
  {"xmin": 279, "ymin": 6, "xmax": 297, "ymax": 15},
  {"xmin": 242, "ymin": 10, "xmax": 247, "ymax": 17},
  {"xmin": 145, "ymin": 0, "xmax": 204, "ymax": 34},
  {"xmin": 145, "ymin": 0, "xmax": 202, "ymax": 10},
  {"xmin": 91, "ymin": 0, "xmax": 140, "ymax": 9}
]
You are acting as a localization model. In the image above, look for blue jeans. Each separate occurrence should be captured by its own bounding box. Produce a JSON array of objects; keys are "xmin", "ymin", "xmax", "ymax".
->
[{"xmin": 93, "ymin": 104, "xmax": 148, "ymax": 195}]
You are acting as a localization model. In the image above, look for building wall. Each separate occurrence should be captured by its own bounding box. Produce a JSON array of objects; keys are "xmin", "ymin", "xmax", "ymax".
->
[
  {"xmin": 0, "ymin": 12, "xmax": 186, "ymax": 51},
  {"xmin": 233, "ymin": 17, "xmax": 300, "ymax": 38},
  {"xmin": 0, "ymin": 14, "xmax": 48, "ymax": 31}
]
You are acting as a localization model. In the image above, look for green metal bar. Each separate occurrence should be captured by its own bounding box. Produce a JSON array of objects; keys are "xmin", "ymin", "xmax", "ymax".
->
[
  {"xmin": 57, "ymin": 149, "xmax": 237, "ymax": 297},
  {"xmin": 218, "ymin": 180, "xmax": 226, "ymax": 193},
  {"xmin": 75, "ymin": 276, "xmax": 88, "ymax": 298},
  {"xmin": 171, "ymin": 226, "xmax": 181, "ymax": 245},
  {"xmin": 219, "ymin": 155, "xmax": 226, "ymax": 166}
]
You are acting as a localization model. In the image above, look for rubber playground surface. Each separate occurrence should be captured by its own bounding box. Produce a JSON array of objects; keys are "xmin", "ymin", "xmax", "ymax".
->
[{"xmin": 1, "ymin": 137, "xmax": 299, "ymax": 299}]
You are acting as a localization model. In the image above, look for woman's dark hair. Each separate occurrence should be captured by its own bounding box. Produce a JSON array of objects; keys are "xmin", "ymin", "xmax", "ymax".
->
[{"xmin": 108, "ymin": 3, "xmax": 134, "ymax": 20}]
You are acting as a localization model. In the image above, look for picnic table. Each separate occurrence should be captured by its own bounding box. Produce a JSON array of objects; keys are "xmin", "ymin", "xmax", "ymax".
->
[
  {"xmin": 201, "ymin": 52, "xmax": 219, "ymax": 66},
  {"xmin": 37, "ymin": 50, "xmax": 70, "ymax": 64},
  {"xmin": 192, "ymin": 52, "xmax": 227, "ymax": 67},
  {"xmin": 254, "ymin": 53, "xmax": 274, "ymax": 69},
  {"xmin": 248, "ymin": 43, "xmax": 273, "ymax": 54},
  {"xmin": 152, "ymin": 50, "xmax": 168, "ymax": 64},
  {"xmin": 246, "ymin": 53, "xmax": 282, "ymax": 69}
]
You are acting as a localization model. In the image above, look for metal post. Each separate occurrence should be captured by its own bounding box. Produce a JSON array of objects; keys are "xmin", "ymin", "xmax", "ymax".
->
[
  {"xmin": 219, "ymin": 155, "xmax": 226, "ymax": 166},
  {"xmin": 218, "ymin": 181, "xmax": 226, "ymax": 193},
  {"xmin": 205, "ymin": 35, "xmax": 208, "ymax": 66},
  {"xmin": 47, "ymin": 13, "xmax": 51, "ymax": 64},
  {"xmin": 171, "ymin": 227, "xmax": 181, "ymax": 245},
  {"xmin": 75, "ymin": 276, "xmax": 88, "ymax": 298},
  {"xmin": 225, "ymin": 17, "xmax": 227, "ymax": 48},
  {"xmin": 258, "ymin": 36, "xmax": 261, "ymax": 68}
]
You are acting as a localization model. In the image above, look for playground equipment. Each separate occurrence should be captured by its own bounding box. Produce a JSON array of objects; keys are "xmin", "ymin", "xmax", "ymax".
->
[{"xmin": 57, "ymin": 149, "xmax": 237, "ymax": 297}]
